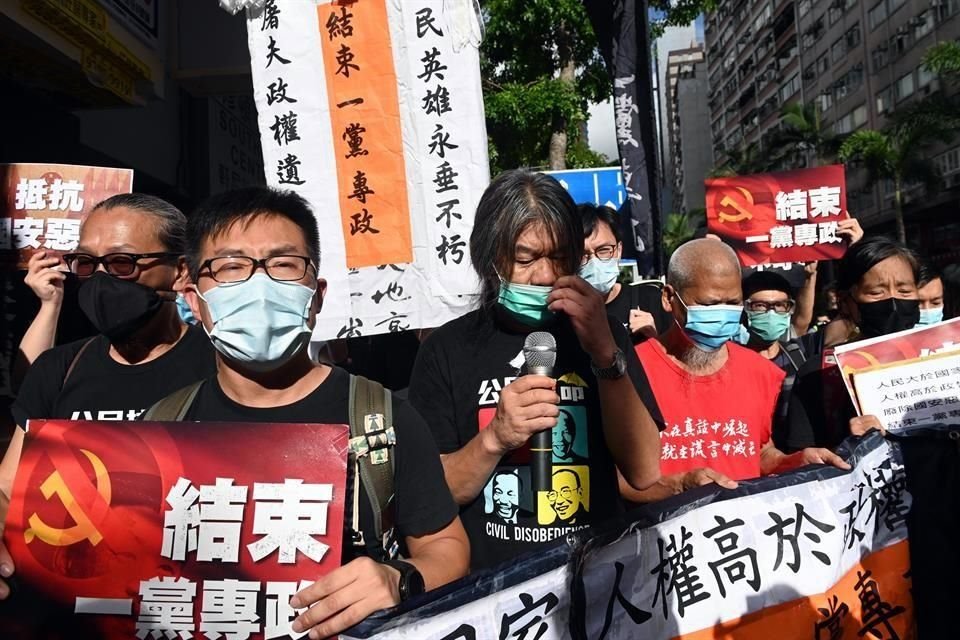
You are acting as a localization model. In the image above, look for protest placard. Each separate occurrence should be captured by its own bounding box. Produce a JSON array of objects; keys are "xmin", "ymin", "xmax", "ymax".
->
[
  {"xmin": 706, "ymin": 164, "xmax": 849, "ymax": 266},
  {"xmin": 853, "ymin": 351, "xmax": 960, "ymax": 430},
  {"xmin": 0, "ymin": 163, "xmax": 134, "ymax": 269},
  {"xmin": 1, "ymin": 419, "xmax": 349, "ymax": 638},
  {"xmin": 835, "ymin": 317, "xmax": 960, "ymax": 412},
  {"xmin": 247, "ymin": 0, "xmax": 488, "ymax": 340}
]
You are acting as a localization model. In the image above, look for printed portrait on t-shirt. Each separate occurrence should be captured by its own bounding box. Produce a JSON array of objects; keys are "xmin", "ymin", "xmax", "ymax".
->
[
  {"xmin": 551, "ymin": 405, "xmax": 588, "ymax": 464},
  {"xmin": 537, "ymin": 465, "xmax": 590, "ymax": 526},
  {"xmin": 483, "ymin": 467, "xmax": 532, "ymax": 524}
]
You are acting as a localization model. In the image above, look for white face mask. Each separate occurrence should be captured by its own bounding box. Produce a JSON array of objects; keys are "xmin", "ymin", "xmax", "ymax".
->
[{"xmin": 198, "ymin": 273, "xmax": 315, "ymax": 372}]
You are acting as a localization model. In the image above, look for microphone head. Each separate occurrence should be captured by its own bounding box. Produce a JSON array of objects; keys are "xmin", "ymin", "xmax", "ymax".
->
[{"xmin": 523, "ymin": 331, "xmax": 557, "ymax": 374}]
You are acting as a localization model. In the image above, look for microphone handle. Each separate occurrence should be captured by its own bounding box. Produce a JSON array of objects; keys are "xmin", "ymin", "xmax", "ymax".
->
[{"xmin": 526, "ymin": 364, "xmax": 554, "ymax": 498}]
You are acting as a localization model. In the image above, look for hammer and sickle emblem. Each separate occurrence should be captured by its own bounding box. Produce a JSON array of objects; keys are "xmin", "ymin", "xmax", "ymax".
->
[
  {"xmin": 717, "ymin": 187, "xmax": 755, "ymax": 223},
  {"xmin": 24, "ymin": 449, "xmax": 112, "ymax": 547}
]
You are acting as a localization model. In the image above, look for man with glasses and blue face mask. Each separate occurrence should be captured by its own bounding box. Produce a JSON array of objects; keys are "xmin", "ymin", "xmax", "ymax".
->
[
  {"xmin": 577, "ymin": 204, "xmax": 670, "ymax": 341},
  {"xmin": 624, "ymin": 239, "xmax": 849, "ymax": 504},
  {"xmin": 147, "ymin": 187, "xmax": 469, "ymax": 639},
  {"xmin": 409, "ymin": 170, "xmax": 661, "ymax": 571}
]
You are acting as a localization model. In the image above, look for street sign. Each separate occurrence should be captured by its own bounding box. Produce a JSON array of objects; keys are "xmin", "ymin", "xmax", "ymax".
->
[{"xmin": 544, "ymin": 166, "xmax": 626, "ymax": 209}]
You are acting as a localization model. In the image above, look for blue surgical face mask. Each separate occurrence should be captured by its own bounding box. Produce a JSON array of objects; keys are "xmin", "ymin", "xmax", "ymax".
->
[
  {"xmin": 675, "ymin": 294, "xmax": 744, "ymax": 351},
  {"xmin": 175, "ymin": 293, "xmax": 196, "ymax": 325},
  {"xmin": 917, "ymin": 306, "xmax": 944, "ymax": 326},
  {"xmin": 497, "ymin": 279, "xmax": 555, "ymax": 327},
  {"xmin": 746, "ymin": 310, "xmax": 792, "ymax": 343},
  {"xmin": 198, "ymin": 273, "xmax": 315, "ymax": 371},
  {"xmin": 578, "ymin": 257, "xmax": 620, "ymax": 295}
]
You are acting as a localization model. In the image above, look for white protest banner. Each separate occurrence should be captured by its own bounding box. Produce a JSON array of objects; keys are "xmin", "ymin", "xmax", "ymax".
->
[
  {"xmin": 343, "ymin": 435, "xmax": 915, "ymax": 639},
  {"xmin": 854, "ymin": 351, "xmax": 960, "ymax": 430},
  {"xmin": 247, "ymin": 0, "xmax": 487, "ymax": 340}
]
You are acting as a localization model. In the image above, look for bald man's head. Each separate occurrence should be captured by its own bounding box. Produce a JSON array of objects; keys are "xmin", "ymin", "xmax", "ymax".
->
[{"xmin": 667, "ymin": 238, "xmax": 741, "ymax": 294}]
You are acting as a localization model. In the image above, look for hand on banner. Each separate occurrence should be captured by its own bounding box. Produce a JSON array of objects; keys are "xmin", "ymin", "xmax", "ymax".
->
[
  {"xmin": 838, "ymin": 218, "xmax": 864, "ymax": 244},
  {"xmin": 797, "ymin": 447, "xmax": 852, "ymax": 470},
  {"xmin": 548, "ymin": 276, "xmax": 617, "ymax": 364},
  {"xmin": 850, "ymin": 414, "xmax": 887, "ymax": 437},
  {"xmin": 24, "ymin": 251, "xmax": 66, "ymax": 308},
  {"xmin": 629, "ymin": 309, "xmax": 658, "ymax": 338},
  {"xmin": 0, "ymin": 491, "xmax": 13, "ymax": 600},
  {"xmin": 290, "ymin": 556, "xmax": 401, "ymax": 639},
  {"xmin": 482, "ymin": 376, "xmax": 559, "ymax": 455},
  {"xmin": 679, "ymin": 467, "xmax": 739, "ymax": 491}
]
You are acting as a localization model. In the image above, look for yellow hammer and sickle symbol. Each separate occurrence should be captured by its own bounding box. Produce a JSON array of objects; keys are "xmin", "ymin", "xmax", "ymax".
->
[
  {"xmin": 24, "ymin": 449, "xmax": 112, "ymax": 547},
  {"xmin": 717, "ymin": 187, "xmax": 755, "ymax": 223}
]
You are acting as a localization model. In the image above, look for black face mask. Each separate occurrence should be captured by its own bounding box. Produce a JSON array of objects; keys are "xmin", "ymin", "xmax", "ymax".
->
[
  {"xmin": 78, "ymin": 272, "xmax": 165, "ymax": 340},
  {"xmin": 857, "ymin": 297, "xmax": 920, "ymax": 338}
]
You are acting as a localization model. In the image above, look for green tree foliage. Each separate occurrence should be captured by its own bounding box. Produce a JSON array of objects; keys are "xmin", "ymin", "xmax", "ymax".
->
[
  {"xmin": 650, "ymin": 0, "xmax": 720, "ymax": 37},
  {"xmin": 838, "ymin": 96, "xmax": 960, "ymax": 242},
  {"xmin": 709, "ymin": 141, "xmax": 770, "ymax": 177},
  {"xmin": 923, "ymin": 40, "xmax": 960, "ymax": 76},
  {"xmin": 482, "ymin": 0, "xmax": 611, "ymax": 172},
  {"xmin": 663, "ymin": 211, "xmax": 697, "ymax": 257},
  {"xmin": 772, "ymin": 101, "xmax": 840, "ymax": 168}
]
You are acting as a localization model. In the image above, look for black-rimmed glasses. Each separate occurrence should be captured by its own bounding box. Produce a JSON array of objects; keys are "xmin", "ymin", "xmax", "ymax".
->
[{"xmin": 199, "ymin": 255, "xmax": 315, "ymax": 284}]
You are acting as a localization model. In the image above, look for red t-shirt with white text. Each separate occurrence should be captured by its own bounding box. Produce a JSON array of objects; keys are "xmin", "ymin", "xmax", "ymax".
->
[{"xmin": 635, "ymin": 340, "xmax": 786, "ymax": 481}]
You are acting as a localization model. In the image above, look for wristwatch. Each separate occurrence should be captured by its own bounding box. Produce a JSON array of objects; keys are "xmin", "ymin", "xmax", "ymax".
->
[
  {"xmin": 385, "ymin": 559, "xmax": 425, "ymax": 602},
  {"xmin": 591, "ymin": 348, "xmax": 627, "ymax": 379}
]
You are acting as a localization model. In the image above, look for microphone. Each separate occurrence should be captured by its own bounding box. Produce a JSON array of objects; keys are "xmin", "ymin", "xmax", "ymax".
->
[{"xmin": 524, "ymin": 331, "xmax": 557, "ymax": 501}]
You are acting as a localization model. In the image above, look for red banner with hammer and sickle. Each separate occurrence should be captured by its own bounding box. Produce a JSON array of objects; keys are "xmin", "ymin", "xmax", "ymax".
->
[
  {"xmin": 1, "ymin": 419, "xmax": 349, "ymax": 638},
  {"xmin": 706, "ymin": 165, "xmax": 850, "ymax": 266}
]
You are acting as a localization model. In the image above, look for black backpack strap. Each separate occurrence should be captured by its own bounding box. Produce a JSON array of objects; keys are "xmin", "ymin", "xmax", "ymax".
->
[
  {"xmin": 142, "ymin": 381, "xmax": 205, "ymax": 421},
  {"xmin": 782, "ymin": 340, "xmax": 807, "ymax": 372},
  {"xmin": 61, "ymin": 337, "xmax": 98, "ymax": 389},
  {"xmin": 348, "ymin": 374, "xmax": 396, "ymax": 560}
]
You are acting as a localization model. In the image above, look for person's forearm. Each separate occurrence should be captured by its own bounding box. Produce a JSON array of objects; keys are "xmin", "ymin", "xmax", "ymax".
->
[
  {"xmin": 618, "ymin": 470, "xmax": 680, "ymax": 504},
  {"xmin": 14, "ymin": 304, "xmax": 60, "ymax": 386},
  {"xmin": 0, "ymin": 428, "xmax": 25, "ymax": 499},
  {"xmin": 599, "ymin": 377, "xmax": 660, "ymax": 491},
  {"xmin": 406, "ymin": 519, "xmax": 470, "ymax": 590},
  {"xmin": 440, "ymin": 428, "xmax": 504, "ymax": 505},
  {"xmin": 792, "ymin": 271, "xmax": 817, "ymax": 336}
]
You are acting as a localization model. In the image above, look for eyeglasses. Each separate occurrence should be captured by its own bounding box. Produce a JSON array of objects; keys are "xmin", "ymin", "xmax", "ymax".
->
[
  {"xmin": 63, "ymin": 252, "xmax": 178, "ymax": 278},
  {"xmin": 746, "ymin": 299, "xmax": 795, "ymax": 314},
  {"xmin": 199, "ymin": 255, "xmax": 315, "ymax": 284},
  {"xmin": 547, "ymin": 487, "xmax": 576, "ymax": 502},
  {"xmin": 581, "ymin": 244, "xmax": 618, "ymax": 265}
]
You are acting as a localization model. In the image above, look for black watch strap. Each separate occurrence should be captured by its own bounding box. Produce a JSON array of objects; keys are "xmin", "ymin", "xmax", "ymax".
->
[{"xmin": 385, "ymin": 559, "xmax": 425, "ymax": 602}]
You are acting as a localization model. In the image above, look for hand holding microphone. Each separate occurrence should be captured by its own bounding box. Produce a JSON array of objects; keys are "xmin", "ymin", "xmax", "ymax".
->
[{"xmin": 483, "ymin": 333, "xmax": 559, "ymax": 459}]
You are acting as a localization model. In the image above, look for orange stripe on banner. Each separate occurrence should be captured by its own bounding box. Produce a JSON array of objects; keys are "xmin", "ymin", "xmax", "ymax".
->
[
  {"xmin": 677, "ymin": 541, "xmax": 916, "ymax": 640},
  {"xmin": 318, "ymin": 0, "xmax": 412, "ymax": 268},
  {"xmin": 678, "ymin": 540, "xmax": 915, "ymax": 640}
]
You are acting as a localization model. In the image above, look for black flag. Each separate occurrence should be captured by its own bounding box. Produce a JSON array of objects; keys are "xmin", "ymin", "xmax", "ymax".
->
[{"xmin": 584, "ymin": 0, "xmax": 663, "ymax": 276}]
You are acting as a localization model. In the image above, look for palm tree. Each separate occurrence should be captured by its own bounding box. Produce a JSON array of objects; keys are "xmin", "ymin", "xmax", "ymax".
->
[
  {"xmin": 663, "ymin": 212, "xmax": 696, "ymax": 257},
  {"xmin": 923, "ymin": 40, "xmax": 960, "ymax": 76},
  {"xmin": 709, "ymin": 141, "xmax": 768, "ymax": 177},
  {"xmin": 838, "ymin": 96, "xmax": 960, "ymax": 242},
  {"xmin": 772, "ymin": 101, "xmax": 839, "ymax": 168}
]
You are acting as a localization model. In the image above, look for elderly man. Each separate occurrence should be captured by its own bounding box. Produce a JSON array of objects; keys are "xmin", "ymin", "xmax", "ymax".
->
[{"xmin": 625, "ymin": 239, "xmax": 849, "ymax": 502}]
